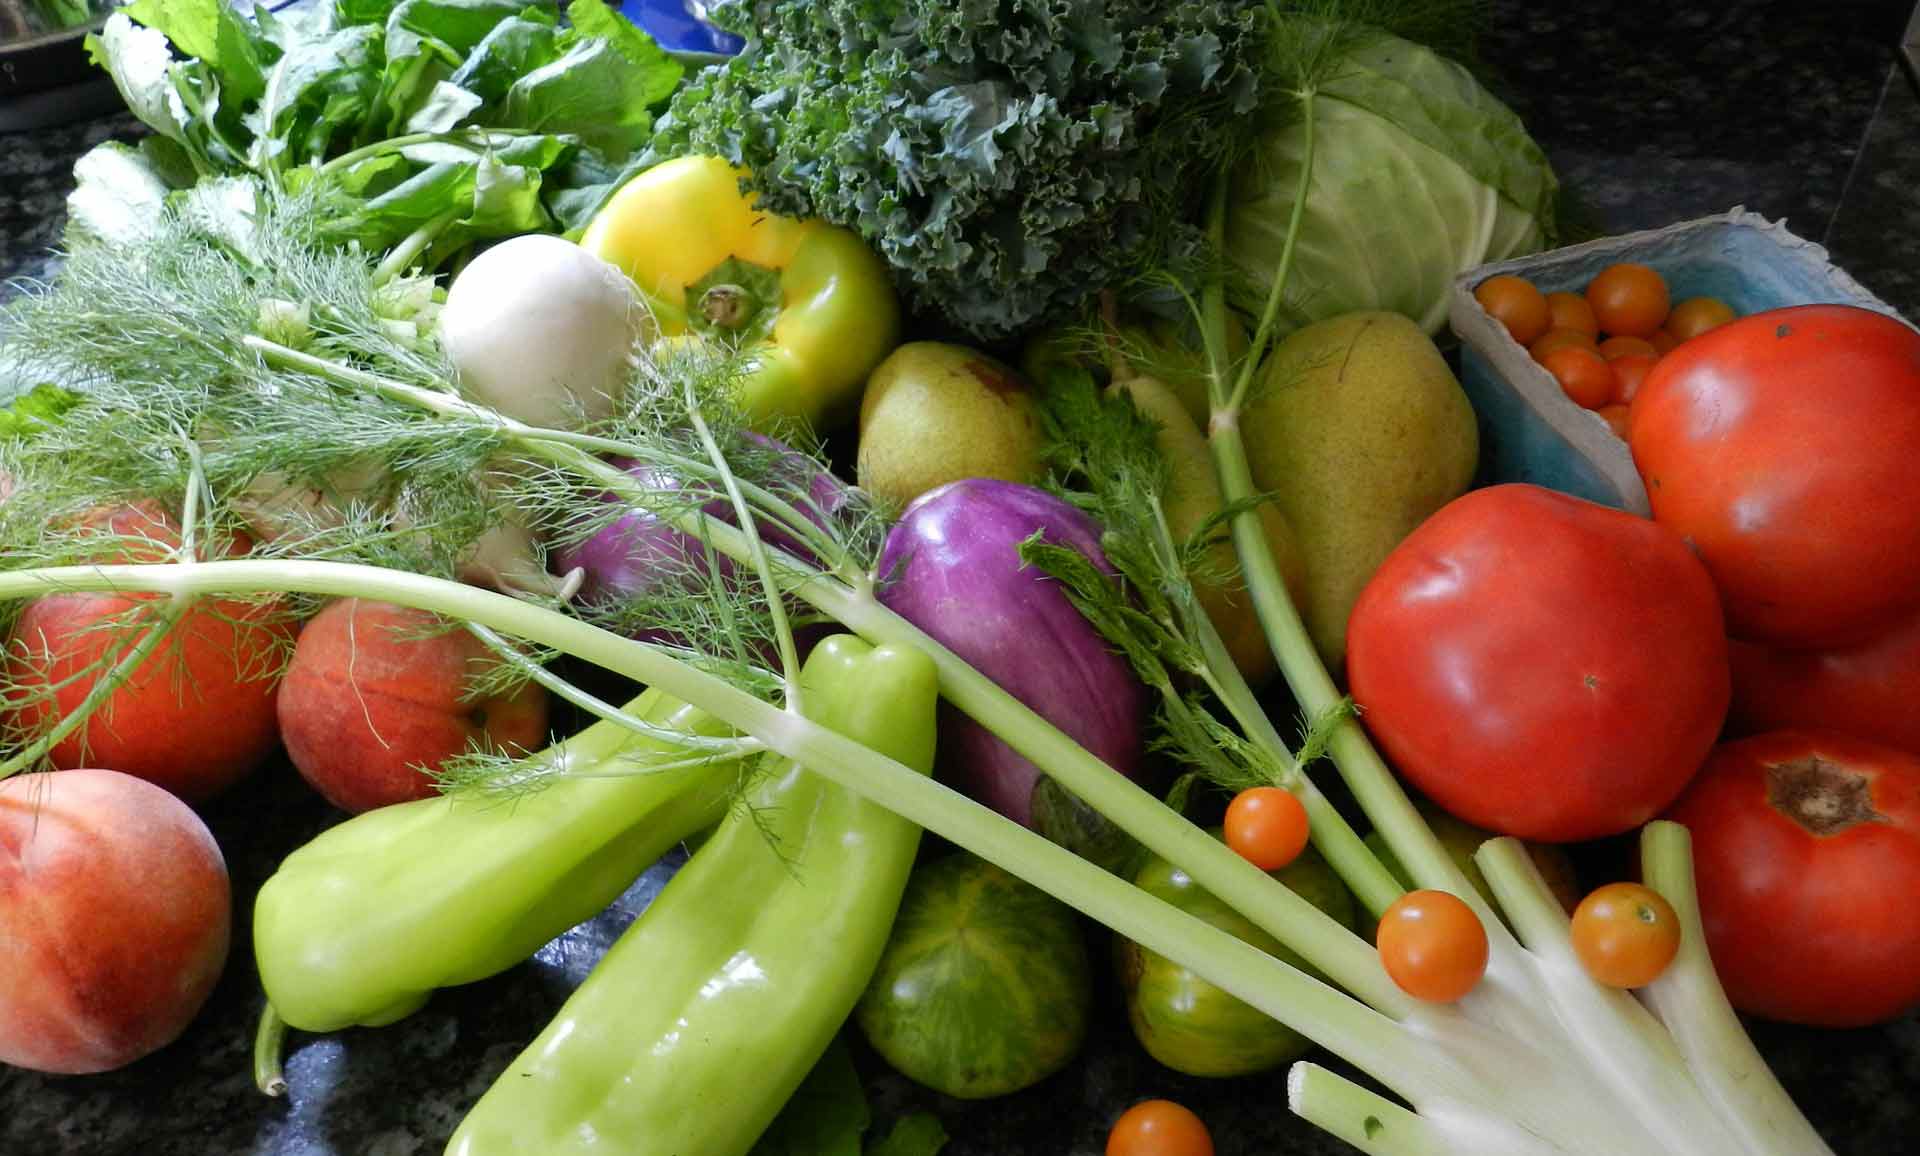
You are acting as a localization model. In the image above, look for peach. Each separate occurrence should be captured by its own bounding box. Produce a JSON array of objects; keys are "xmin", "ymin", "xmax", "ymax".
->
[
  {"xmin": 0, "ymin": 768, "xmax": 231, "ymax": 1074},
  {"xmin": 4, "ymin": 504, "xmax": 293, "ymax": 802},
  {"xmin": 276, "ymin": 599, "xmax": 549, "ymax": 813}
]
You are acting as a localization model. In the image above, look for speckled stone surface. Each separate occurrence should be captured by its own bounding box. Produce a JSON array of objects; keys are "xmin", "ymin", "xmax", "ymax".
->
[{"xmin": 3, "ymin": 4, "xmax": 1920, "ymax": 1155}]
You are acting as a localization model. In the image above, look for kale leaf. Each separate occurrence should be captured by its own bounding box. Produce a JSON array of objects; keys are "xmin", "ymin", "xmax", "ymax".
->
[{"xmin": 653, "ymin": 0, "xmax": 1266, "ymax": 341}]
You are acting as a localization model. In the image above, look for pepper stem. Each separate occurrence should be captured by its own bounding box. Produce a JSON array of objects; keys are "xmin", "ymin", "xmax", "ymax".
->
[
  {"xmin": 254, "ymin": 1001, "xmax": 289, "ymax": 1098},
  {"xmin": 699, "ymin": 284, "xmax": 753, "ymax": 329}
]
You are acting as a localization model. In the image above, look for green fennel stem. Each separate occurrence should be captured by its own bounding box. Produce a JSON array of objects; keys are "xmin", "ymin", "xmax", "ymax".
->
[
  {"xmin": 246, "ymin": 336, "xmax": 1415, "ymax": 1015},
  {"xmin": 0, "ymin": 557, "xmax": 1458, "ymax": 1106},
  {"xmin": 1289, "ymin": 1064, "xmax": 1449, "ymax": 1156},
  {"xmin": 373, "ymin": 210, "xmax": 459, "ymax": 285},
  {"xmin": 1639, "ymin": 823, "xmax": 1836, "ymax": 1156}
]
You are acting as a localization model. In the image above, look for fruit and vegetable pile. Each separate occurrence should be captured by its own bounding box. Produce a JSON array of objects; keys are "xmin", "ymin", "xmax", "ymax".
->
[{"xmin": 1, "ymin": 1, "xmax": 1916, "ymax": 1154}]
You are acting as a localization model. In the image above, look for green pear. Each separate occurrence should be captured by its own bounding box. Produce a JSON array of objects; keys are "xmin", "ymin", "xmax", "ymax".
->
[
  {"xmin": 1245, "ymin": 312, "xmax": 1478, "ymax": 672},
  {"xmin": 857, "ymin": 342, "xmax": 1044, "ymax": 510},
  {"xmin": 1109, "ymin": 373, "xmax": 1305, "ymax": 684}
]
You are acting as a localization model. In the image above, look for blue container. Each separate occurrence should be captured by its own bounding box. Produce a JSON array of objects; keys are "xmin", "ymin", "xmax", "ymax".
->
[{"xmin": 1447, "ymin": 209, "xmax": 1911, "ymax": 515}]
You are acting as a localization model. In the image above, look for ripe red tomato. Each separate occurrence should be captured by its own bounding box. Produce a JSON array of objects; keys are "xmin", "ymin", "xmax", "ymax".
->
[
  {"xmin": 1663, "ymin": 731, "xmax": 1920, "ymax": 1026},
  {"xmin": 1629, "ymin": 304, "xmax": 1920, "ymax": 647},
  {"xmin": 1586, "ymin": 263, "xmax": 1670, "ymax": 337},
  {"xmin": 1347, "ymin": 485, "xmax": 1730, "ymax": 842},
  {"xmin": 1570, "ymin": 882, "xmax": 1679, "ymax": 988},
  {"xmin": 1107, "ymin": 1100, "xmax": 1213, "ymax": 1156},
  {"xmin": 1223, "ymin": 786, "xmax": 1309, "ymax": 870},
  {"xmin": 1538, "ymin": 345, "xmax": 1613, "ymax": 409},
  {"xmin": 1375, "ymin": 890, "xmax": 1488, "ymax": 1002},
  {"xmin": 1475, "ymin": 275, "xmax": 1550, "ymax": 346},
  {"xmin": 1728, "ymin": 608, "xmax": 1920, "ymax": 756}
]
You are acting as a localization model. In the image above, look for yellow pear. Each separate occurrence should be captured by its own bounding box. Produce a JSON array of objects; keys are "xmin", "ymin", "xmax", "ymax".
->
[
  {"xmin": 857, "ymin": 342, "xmax": 1044, "ymax": 509},
  {"xmin": 1111, "ymin": 374, "xmax": 1305, "ymax": 684},
  {"xmin": 1244, "ymin": 312, "xmax": 1478, "ymax": 673}
]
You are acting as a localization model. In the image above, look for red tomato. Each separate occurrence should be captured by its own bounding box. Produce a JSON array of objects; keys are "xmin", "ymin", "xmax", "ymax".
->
[
  {"xmin": 3, "ymin": 505, "xmax": 291, "ymax": 802},
  {"xmin": 1538, "ymin": 345, "xmax": 1613, "ymax": 409},
  {"xmin": 1586, "ymin": 263, "xmax": 1670, "ymax": 337},
  {"xmin": 1223, "ymin": 786, "xmax": 1309, "ymax": 870},
  {"xmin": 1475, "ymin": 275, "xmax": 1551, "ymax": 346},
  {"xmin": 1376, "ymin": 890, "xmax": 1488, "ymax": 1002},
  {"xmin": 1545, "ymin": 291, "xmax": 1599, "ymax": 338},
  {"xmin": 1665, "ymin": 296, "xmax": 1736, "ymax": 340},
  {"xmin": 1596, "ymin": 335, "xmax": 1659, "ymax": 362},
  {"xmin": 1597, "ymin": 404, "xmax": 1632, "ymax": 441},
  {"xmin": 1347, "ymin": 485, "xmax": 1730, "ymax": 842},
  {"xmin": 1607, "ymin": 354, "xmax": 1657, "ymax": 406},
  {"xmin": 1663, "ymin": 731, "xmax": 1920, "ymax": 1026},
  {"xmin": 1107, "ymin": 1100, "xmax": 1213, "ymax": 1156},
  {"xmin": 1528, "ymin": 327, "xmax": 1597, "ymax": 362},
  {"xmin": 1728, "ymin": 608, "xmax": 1920, "ymax": 756},
  {"xmin": 1570, "ymin": 882, "xmax": 1679, "ymax": 988},
  {"xmin": 1630, "ymin": 305, "xmax": 1920, "ymax": 647}
]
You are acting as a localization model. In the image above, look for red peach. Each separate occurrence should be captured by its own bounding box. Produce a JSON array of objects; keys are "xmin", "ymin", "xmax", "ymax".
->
[
  {"xmin": 0, "ymin": 768, "xmax": 231, "ymax": 1074},
  {"xmin": 276, "ymin": 599, "xmax": 549, "ymax": 813}
]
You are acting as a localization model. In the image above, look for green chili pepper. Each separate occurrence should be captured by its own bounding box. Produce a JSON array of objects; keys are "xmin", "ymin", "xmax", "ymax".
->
[
  {"xmin": 253, "ymin": 689, "xmax": 738, "ymax": 1032},
  {"xmin": 446, "ymin": 635, "xmax": 940, "ymax": 1156}
]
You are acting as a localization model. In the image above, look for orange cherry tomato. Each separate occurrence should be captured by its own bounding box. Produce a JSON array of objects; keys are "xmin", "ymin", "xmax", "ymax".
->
[
  {"xmin": 1539, "ymin": 344, "xmax": 1614, "ymax": 409},
  {"xmin": 1649, "ymin": 327, "xmax": 1681, "ymax": 354},
  {"xmin": 1528, "ymin": 327, "xmax": 1597, "ymax": 362},
  {"xmin": 1475, "ymin": 275, "xmax": 1551, "ymax": 346},
  {"xmin": 1376, "ymin": 890, "xmax": 1489, "ymax": 1002},
  {"xmin": 1597, "ymin": 335, "xmax": 1660, "ymax": 361},
  {"xmin": 1666, "ymin": 296, "xmax": 1737, "ymax": 340},
  {"xmin": 1223, "ymin": 786, "xmax": 1310, "ymax": 871},
  {"xmin": 1107, "ymin": 1099, "xmax": 1214, "ymax": 1156},
  {"xmin": 1570, "ymin": 882, "xmax": 1681, "ymax": 989},
  {"xmin": 1586, "ymin": 263, "xmax": 1670, "ymax": 338},
  {"xmin": 1544, "ymin": 291, "xmax": 1599, "ymax": 338},
  {"xmin": 1609, "ymin": 354, "xmax": 1658, "ymax": 405},
  {"xmin": 1598, "ymin": 404, "xmax": 1632, "ymax": 440}
]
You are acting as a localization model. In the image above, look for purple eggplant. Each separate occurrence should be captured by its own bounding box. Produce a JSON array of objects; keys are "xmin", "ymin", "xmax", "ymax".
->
[
  {"xmin": 875, "ymin": 479, "xmax": 1149, "ymax": 853},
  {"xmin": 552, "ymin": 435, "xmax": 850, "ymax": 631}
]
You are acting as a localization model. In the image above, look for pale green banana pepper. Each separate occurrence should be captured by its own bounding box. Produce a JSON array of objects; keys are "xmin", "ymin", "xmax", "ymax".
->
[
  {"xmin": 253, "ymin": 688, "xmax": 738, "ymax": 1032},
  {"xmin": 446, "ymin": 635, "xmax": 939, "ymax": 1156}
]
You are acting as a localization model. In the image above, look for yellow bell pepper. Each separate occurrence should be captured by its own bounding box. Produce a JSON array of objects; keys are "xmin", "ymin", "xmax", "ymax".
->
[{"xmin": 580, "ymin": 155, "xmax": 900, "ymax": 432}]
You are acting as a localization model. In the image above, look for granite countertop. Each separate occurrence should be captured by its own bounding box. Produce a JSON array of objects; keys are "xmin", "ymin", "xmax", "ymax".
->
[{"xmin": 4, "ymin": 4, "xmax": 1920, "ymax": 1155}]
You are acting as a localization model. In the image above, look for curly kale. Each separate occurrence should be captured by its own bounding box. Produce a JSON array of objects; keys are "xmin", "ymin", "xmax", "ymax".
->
[{"xmin": 652, "ymin": 0, "xmax": 1266, "ymax": 341}]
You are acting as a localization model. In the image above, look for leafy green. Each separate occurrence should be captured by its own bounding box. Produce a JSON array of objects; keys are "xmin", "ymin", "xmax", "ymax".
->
[
  {"xmin": 748, "ymin": 1039, "xmax": 869, "ymax": 1156},
  {"xmin": 867, "ymin": 1115, "xmax": 949, "ymax": 1156},
  {"xmin": 83, "ymin": 0, "xmax": 683, "ymax": 270},
  {"xmin": 1228, "ymin": 22, "xmax": 1556, "ymax": 334},
  {"xmin": 652, "ymin": 0, "xmax": 1267, "ymax": 341},
  {"xmin": 0, "ymin": 386, "xmax": 83, "ymax": 442}
]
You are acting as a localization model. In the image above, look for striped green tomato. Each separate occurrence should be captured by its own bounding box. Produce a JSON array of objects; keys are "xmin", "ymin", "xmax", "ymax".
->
[
  {"xmin": 855, "ymin": 852, "xmax": 1090, "ymax": 1099},
  {"xmin": 1118, "ymin": 839, "xmax": 1354, "ymax": 1078}
]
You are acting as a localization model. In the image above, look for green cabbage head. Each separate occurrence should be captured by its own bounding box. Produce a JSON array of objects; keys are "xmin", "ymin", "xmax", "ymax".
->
[{"xmin": 1228, "ymin": 31, "xmax": 1558, "ymax": 335}]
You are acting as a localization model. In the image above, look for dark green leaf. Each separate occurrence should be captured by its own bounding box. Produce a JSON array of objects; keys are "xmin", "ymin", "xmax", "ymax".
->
[
  {"xmin": 748, "ymin": 1038, "xmax": 868, "ymax": 1156},
  {"xmin": 543, "ymin": 147, "xmax": 648, "ymax": 234},
  {"xmin": 448, "ymin": 13, "xmax": 561, "ymax": 106},
  {"xmin": 867, "ymin": 1113, "xmax": 949, "ymax": 1156},
  {"xmin": 0, "ymin": 385, "xmax": 84, "ymax": 443},
  {"xmin": 499, "ymin": 37, "xmax": 657, "ymax": 158},
  {"xmin": 562, "ymin": 0, "xmax": 680, "ymax": 107},
  {"xmin": 249, "ymin": 24, "xmax": 383, "ymax": 167}
]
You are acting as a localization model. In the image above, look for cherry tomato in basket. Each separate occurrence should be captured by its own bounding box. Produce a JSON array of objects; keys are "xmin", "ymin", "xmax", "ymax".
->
[
  {"xmin": 1545, "ymin": 291, "xmax": 1600, "ymax": 337},
  {"xmin": 1528, "ymin": 327, "xmax": 1597, "ymax": 362},
  {"xmin": 1107, "ymin": 1099, "xmax": 1214, "ymax": 1156},
  {"xmin": 1475, "ymin": 275, "xmax": 1551, "ymax": 346},
  {"xmin": 1630, "ymin": 304, "xmax": 1920, "ymax": 647},
  {"xmin": 1648, "ymin": 327, "xmax": 1681, "ymax": 354},
  {"xmin": 1597, "ymin": 404, "xmax": 1632, "ymax": 441},
  {"xmin": 1608, "ymin": 354, "xmax": 1658, "ymax": 406},
  {"xmin": 1539, "ymin": 344, "xmax": 1614, "ymax": 409},
  {"xmin": 1586, "ymin": 262, "xmax": 1670, "ymax": 337},
  {"xmin": 1665, "ymin": 296, "xmax": 1736, "ymax": 340},
  {"xmin": 1376, "ymin": 890, "xmax": 1488, "ymax": 1002},
  {"xmin": 1223, "ymin": 786, "xmax": 1310, "ymax": 870},
  {"xmin": 1570, "ymin": 882, "xmax": 1680, "ymax": 988},
  {"xmin": 1728, "ymin": 609, "xmax": 1920, "ymax": 756},
  {"xmin": 1347, "ymin": 485, "xmax": 1730, "ymax": 842},
  {"xmin": 1662, "ymin": 731, "xmax": 1920, "ymax": 1026},
  {"xmin": 1597, "ymin": 335, "xmax": 1659, "ymax": 361}
]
